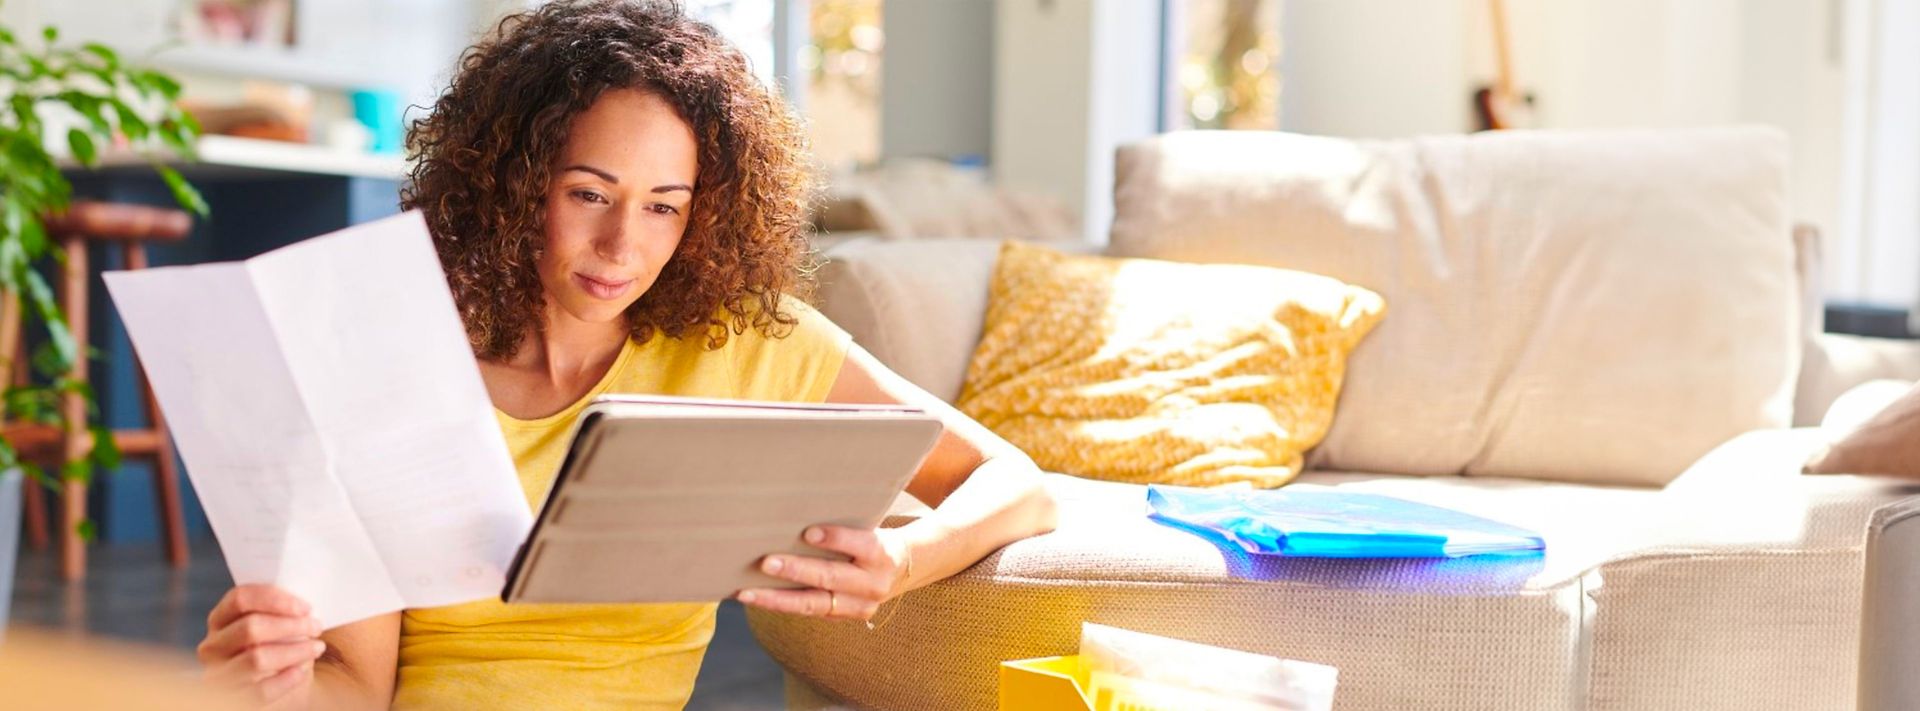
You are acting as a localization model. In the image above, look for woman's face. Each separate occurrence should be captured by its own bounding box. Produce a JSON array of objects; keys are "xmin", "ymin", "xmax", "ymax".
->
[{"xmin": 538, "ymin": 88, "xmax": 698, "ymax": 326}]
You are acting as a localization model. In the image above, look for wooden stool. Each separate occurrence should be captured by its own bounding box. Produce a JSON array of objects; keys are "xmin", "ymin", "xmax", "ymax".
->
[{"xmin": 4, "ymin": 201, "xmax": 193, "ymax": 581}]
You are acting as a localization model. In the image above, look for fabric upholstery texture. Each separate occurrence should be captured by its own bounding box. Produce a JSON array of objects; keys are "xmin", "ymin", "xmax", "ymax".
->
[
  {"xmin": 1106, "ymin": 128, "xmax": 1799, "ymax": 487},
  {"xmin": 813, "ymin": 238, "xmax": 1002, "ymax": 403},
  {"xmin": 1798, "ymin": 333, "xmax": 1920, "ymax": 429},
  {"xmin": 1805, "ymin": 381, "xmax": 1920, "ymax": 477},
  {"xmin": 954, "ymin": 242, "xmax": 1385, "ymax": 488}
]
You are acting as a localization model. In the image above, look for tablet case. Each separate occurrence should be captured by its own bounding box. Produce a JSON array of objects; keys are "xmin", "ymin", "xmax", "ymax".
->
[{"xmin": 501, "ymin": 395, "xmax": 944, "ymax": 604}]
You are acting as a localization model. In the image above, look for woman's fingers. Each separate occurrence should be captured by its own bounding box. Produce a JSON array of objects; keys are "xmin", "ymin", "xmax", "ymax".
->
[
  {"xmin": 208, "ymin": 639, "xmax": 327, "ymax": 685},
  {"xmin": 759, "ymin": 554, "xmax": 882, "ymax": 599},
  {"xmin": 198, "ymin": 611, "xmax": 322, "ymax": 663},
  {"xmin": 801, "ymin": 525, "xmax": 881, "ymax": 562},
  {"xmin": 736, "ymin": 587, "xmax": 880, "ymax": 621},
  {"xmin": 253, "ymin": 659, "xmax": 314, "ymax": 705},
  {"xmin": 742, "ymin": 526, "xmax": 908, "ymax": 621},
  {"xmin": 207, "ymin": 584, "xmax": 312, "ymax": 632}
]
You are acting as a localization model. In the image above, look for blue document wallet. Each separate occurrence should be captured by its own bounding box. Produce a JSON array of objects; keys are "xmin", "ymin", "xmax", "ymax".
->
[{"xmin": 1146, "ymin": 484, "xmax": 1546, "ymax": 558}]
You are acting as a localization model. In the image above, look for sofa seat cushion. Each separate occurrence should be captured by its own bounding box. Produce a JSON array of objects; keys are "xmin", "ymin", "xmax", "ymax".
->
[{"xmin": 749, "ymin": 429, "xmax": 1919, "ymax": 711}]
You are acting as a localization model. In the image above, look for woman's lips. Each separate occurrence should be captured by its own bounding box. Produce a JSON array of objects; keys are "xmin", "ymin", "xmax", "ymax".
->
[{"xmin": 573, "ymin": 273, "xmax": 634, "ymax": 300}]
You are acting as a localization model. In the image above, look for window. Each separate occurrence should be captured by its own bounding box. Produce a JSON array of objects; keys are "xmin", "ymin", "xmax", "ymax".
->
[
  {"xmin": 1164, "ymin": 0, "xmax": 1280, "ymax": 131},
  {"xmin": 689, "ymin": 0, "xmax": 882, "ymax": 170},
  {"xmin": 802, "ymin": 0, "xmax": 882, "ymax": 168}
]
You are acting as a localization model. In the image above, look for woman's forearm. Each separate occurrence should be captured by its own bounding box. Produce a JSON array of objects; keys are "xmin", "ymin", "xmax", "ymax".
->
[
  {"xmin": 297, "ymin": 656, "xmax": 389, "ymax": 711},
  {"xmin": 892, "ymin": 454, "xmax": 1058, "ymax": 594}
]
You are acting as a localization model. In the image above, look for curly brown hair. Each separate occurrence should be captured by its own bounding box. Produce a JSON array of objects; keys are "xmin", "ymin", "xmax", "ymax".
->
[{"xmin": 402, "ymin": 0, "xmax": 819, "ymax": 359}]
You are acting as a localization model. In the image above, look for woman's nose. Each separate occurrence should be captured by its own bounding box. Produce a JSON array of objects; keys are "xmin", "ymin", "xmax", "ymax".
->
[{"xmin": 593, "ymin": 204, "xmax": 646, "ymax": 265}]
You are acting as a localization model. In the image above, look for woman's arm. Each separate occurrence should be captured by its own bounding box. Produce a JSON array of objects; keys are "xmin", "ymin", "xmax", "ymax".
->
[
  {"xmin": 737, "ymin": 344, "xmax": 1058, "ymax": 619},
  {"xmin": 198, "ymin": 584, "xmax": 399, "ymax": 710},
  {"xmin": 307, "ymin": 613, "xmax": 400, "ymax": 710}
]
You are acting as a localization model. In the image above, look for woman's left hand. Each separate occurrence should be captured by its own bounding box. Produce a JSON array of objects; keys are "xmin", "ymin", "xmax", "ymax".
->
[{"xmin": 736, "ymin": 525, "xmax": 910, "ymax": 622}]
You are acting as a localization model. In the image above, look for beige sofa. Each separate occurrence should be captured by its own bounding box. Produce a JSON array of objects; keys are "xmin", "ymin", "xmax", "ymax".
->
[{"xmin": 748, "ymin": 128, "xmax": 1920, "ymax": 711}]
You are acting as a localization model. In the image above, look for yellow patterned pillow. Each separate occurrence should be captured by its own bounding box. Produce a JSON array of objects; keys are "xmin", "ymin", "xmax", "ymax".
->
[{"xmin": 956, "ymin": 242, "xmax": 1386, "ymax": 488}]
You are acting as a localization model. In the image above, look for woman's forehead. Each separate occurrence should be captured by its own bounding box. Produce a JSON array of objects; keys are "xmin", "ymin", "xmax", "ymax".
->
[{"xmin": 559, "ymin": 89, "xmax": 699, "ymax": 185}]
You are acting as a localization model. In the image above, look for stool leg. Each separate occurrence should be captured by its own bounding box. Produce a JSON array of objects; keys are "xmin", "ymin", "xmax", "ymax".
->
[
  {"xmin": 60, "ymin": 478, "xmax": 85, "ymax": 581},
  {"xmin": 22, "ymin": 476, "xmax": 48, "ymax": 549},
  {"xmin": 0, "ymin": 294, "xmax": 43, "ymax": 550},
  {"xmin": 153, "ymin": 425, "xmax": 188, "ymax": 569},
  {"xmin": 58, "ymin": 235, "xmax": 88, "ymax": 582}
]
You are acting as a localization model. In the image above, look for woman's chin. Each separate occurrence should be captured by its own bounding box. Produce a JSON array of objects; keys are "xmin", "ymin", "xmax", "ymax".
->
[{"xmin": 556, "ymin": 295, "xmax": 638, "ymax": 326}]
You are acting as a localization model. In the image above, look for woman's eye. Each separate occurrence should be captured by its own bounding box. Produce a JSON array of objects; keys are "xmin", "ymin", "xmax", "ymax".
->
[
  {"xmin": 571, "ymin": 190, "xmax": 608, "ymax": 205},
  {"xmin": 650, "ymin": 203, "xmax": 681, "ymax": 216}
]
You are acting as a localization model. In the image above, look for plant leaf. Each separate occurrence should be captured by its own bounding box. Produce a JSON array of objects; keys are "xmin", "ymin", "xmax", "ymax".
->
[
  {"xmin": 156, "ymin": 164, "xmax": 207, "ymax": 217},
  {"xmin": 19, "ymin": 214, "xmax": 44, "ymax": 256},
  {"xmin": 75, "ymin": 518, "xmax": 97, "ymax": 541},
  {"xmin": 110, "ymin": 100, "xmax": 148, "ymax": 141},
  {"xmin": 9, "ymin": 95, "xmax": 37, "ymax": 134},
  {"xmin": 4, "ymin": 384, "xmax": 48, "ymax": 422},
  {"xmin": 89, "ymin": 425, "xmax": 120, "ymax": 470},
  {"xmin": 79, "ymin": 42, "xmax": 118, "ymax": 70},
  {"xmin": 59, "ymin": 91, "xmax": 111, "ymax": 137},
  {"xmin": 135, "ymin": 70, "xmax": 182, "ymax": 101},
  {"xmin": 65, "ymin": 128, "xmax": 95, "ymax": 165},
  {"xmin": 20, "ymin": 462, "xmax": 54, "ymax": 489},
  {"xmin": 41, "ymin": 25, "xmax": 57, "ymax": 44}
]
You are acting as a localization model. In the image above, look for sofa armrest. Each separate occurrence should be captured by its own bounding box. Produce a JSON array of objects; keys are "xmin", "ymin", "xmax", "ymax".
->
[
  {"xmin": 1859, "ymin": 496, "xmax": 1920, "ymax": 711},
  {"xmin": 1795, "ymin": 333, "xmax": 1920, "ymax": 426},
  {"xmin": 813, "ymin": 238, "xmax": 1005, "ymax": 403}
]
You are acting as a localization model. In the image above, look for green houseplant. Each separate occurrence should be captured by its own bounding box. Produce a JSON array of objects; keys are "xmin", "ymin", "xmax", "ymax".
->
[{"xmin": 0, "ymin": 17, "xmax": 206, "ymax": 540}]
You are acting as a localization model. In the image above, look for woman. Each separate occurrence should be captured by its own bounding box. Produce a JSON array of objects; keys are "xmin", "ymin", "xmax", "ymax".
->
[{"xmin": 193, "ymin": 2, "xmax": 1057, "ymax": 708}]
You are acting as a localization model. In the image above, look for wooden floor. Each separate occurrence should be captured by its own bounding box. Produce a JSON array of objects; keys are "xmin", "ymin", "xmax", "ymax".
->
[{"xmin": 6, "ymin": 540, "xmax": 787, "ymax": 709}]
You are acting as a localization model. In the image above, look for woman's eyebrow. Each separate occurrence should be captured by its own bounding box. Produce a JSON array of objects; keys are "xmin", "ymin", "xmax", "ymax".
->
[
  {"xmin": 562, "ymin": 165, "xmax": 619, "ymax": 183},
  {"xmin": 652, "ymin": 184, "xmax": 693, "ymax": 194}
]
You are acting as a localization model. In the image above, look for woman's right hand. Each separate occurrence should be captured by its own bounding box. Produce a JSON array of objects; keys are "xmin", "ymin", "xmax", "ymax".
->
[{"xmin": 197, "ymin": 584, "xmax": 327, "ymax": 707}]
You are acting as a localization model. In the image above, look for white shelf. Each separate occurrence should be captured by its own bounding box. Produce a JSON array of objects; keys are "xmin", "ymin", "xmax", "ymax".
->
[{"xmin": 85, "ymin": 135, "xmax": 410, "ymax": 181}]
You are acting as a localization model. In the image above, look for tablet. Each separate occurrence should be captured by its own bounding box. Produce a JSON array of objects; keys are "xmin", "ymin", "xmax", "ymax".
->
[{"xmin": 500, "ymin": 394, "xmax": 945, "ymax": 604}]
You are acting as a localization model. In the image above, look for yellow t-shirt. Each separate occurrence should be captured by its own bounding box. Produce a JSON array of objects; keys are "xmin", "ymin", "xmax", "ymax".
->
[{"xmin": 394, "ymin": 301, "xmax": 852, "ymax": 710}]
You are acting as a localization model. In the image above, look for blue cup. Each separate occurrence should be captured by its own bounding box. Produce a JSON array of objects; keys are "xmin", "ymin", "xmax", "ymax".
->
[{"xmin": 351, "ymin": 89, "xmax": 404, "ymax": 155}]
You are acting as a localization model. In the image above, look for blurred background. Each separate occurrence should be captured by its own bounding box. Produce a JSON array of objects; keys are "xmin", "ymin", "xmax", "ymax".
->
[{"xmin": 3, "ymin": 0, "xmax": 1910, "ymax": 309}]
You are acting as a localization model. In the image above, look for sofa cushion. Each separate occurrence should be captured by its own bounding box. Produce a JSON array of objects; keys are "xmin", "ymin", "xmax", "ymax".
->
[
  {"xmin": 750, "ymin": 429, "xmax": 1918, "ymax": 711},
  {"xmin": 1805, "ymin": 380, "xmax": 1920, "ymax": 477},
  {"xmin": 955, "ymin": 241, "xmax": 1385, "ymax": 488},
  {"xmin": 1107, "ymin": 128, "xmax": 1798, "ymax": 486},
  {"xmin": 813, "ymin": 238, "xmax": 1003, "ymax": 402}
]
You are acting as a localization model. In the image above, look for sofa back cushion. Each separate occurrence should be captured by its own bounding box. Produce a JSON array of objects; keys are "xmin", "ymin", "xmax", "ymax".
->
[{"xmin": 1108, "ymin": 127, "xmax": 1798, "ymax": 486}]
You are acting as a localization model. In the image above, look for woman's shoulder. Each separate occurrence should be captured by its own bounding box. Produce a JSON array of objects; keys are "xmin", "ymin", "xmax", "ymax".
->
[
  {"xmin": 707, "ymin": 294, "xmax": 851, "ymax": 402},
  {"xmin": 621, "ymin": 294, "xmax": 849, "ymax": 403}
]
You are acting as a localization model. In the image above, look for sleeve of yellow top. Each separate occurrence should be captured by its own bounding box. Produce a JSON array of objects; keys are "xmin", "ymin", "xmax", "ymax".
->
[{"xmin": 726, "ymin": 297, "xmax": 853, "ymax": 404}]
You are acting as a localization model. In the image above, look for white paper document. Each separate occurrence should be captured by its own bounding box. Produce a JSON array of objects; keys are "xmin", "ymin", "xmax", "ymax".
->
[{"xmin": 103, "ymin": 211, "xmax": 533, "ymax": 628}]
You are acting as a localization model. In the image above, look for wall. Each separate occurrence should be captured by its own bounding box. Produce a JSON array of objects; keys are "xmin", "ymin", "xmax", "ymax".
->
[
  {"xmin": 1279, "ymin": 0, "xmax": 1471, "ymax": 138},
  {"xmin": 992, "ymin": 0, "xmax": 1159, "ymax": 242},
  {"xmin": 992, "ymin": 0, "xmax": 1097, "ymax": 226},
  {"xmin": 1277, "ymin": 0, "xmax": 1903, "ymax": 306},
  {"xmin": 880, "ymin": 2, "xmax": 994, "ymax": 161}
]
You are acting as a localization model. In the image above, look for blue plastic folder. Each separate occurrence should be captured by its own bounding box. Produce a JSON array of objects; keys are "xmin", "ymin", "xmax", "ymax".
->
[{"xmin": 1146, "ymin": 485, "xmax": 1545, "ymax": 559}]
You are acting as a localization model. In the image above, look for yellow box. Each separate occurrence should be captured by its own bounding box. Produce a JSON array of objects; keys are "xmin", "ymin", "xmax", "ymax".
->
[{"xmin": 999, "ymin": 655, "xmax": 1094, "ymax": 711}]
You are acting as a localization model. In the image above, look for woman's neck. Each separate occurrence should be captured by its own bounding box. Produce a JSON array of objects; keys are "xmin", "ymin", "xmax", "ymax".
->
[{"xmin": 508, "ymin": 301, "xmax": 630, "ymax": 388}]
